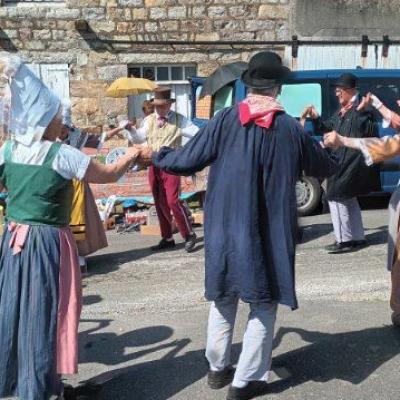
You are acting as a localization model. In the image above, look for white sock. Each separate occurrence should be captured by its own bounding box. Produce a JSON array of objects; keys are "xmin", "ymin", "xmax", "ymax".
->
[{"xmin": 232, "ymin": 379, "xmax": 248, "ymax": 388}]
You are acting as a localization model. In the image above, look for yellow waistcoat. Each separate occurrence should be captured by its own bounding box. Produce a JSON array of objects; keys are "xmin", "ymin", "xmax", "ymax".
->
[{"xmin": 147, "ymin": 113, "xmax": 182, "ymax": 152}]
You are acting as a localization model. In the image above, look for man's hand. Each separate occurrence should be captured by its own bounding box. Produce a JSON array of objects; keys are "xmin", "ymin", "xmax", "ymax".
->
[
  {"xmin": 134, "ymin": 144, "xmax": 153, "ymax": 167},
  {"xmin": 301, "ymin": 105, "xmax": 319, "ymax": 120},
  {"xmin": 124, "ymin": 146, "xmax": 141, "ymax": 162},
  {"xmin": 323, "ymin": 130, "xmax": 343, "ymax": 150},
  {"xmin": 370, "ymin": 93, "xmax": 383, "ymax": 110},
  {"xmin": 357, "ymin": 93, "xmax": 372, "ymax": 111},
  {"xmin": 118, "ymin": 120, "xmax": 130, "ymax": 129}
]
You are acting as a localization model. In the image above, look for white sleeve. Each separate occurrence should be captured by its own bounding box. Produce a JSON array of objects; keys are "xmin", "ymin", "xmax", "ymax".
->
[
  {"xmin": 53, "ymin": 144, "xmax": 91, "ymax": 180},
  {"xmin": 179, "ymin": 114, "xmax": 199, "ymax": 138},
  {"xmin": 98, "ymin": 131, "xmax": 108, "ymax": 149},
  {"xmin": 127, "ymin": 117, "xmax": 149, "ymax": 144}
]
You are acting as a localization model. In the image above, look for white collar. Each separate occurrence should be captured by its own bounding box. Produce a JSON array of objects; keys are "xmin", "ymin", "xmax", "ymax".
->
[
  {"xmin": 350, "ymin": 93, "xmax": 359, "ymax": 104},
  {"xmin": 155, "ymin": 110, "xmax": 173, "ymax": 119}
]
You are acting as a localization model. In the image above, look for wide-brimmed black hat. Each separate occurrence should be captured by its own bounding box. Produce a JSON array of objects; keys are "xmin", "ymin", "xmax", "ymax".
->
[
  {"xmin": 241, "ymin": 51, "xmax": 291, "ymax": 89},
  {"xmin": 331, "ymin": 73, "xmax": 357, "ymax": 89}
]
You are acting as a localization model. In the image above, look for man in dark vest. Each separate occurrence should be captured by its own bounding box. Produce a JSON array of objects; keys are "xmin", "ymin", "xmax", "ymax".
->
[
  {"xmin": 304, "ymin": 73, "xmax": 380, "ymax": 254},
  {"xmin": 136, "ymin": 51, "xmax": 338, "ymax": 400}
]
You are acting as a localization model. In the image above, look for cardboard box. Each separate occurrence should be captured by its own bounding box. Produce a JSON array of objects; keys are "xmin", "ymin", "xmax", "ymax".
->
[
  {"xmin": 192, "ymin": 212, "xmax": 204, "ymax": 225},
  {"xmin": 140, "ymin": 224, "xmax": 161, "ymax": 236}
]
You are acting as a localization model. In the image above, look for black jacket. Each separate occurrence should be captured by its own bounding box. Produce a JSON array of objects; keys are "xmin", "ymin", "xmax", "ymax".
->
[{"xmin": 314, "ymin": 99, "xmax": 381, "ymax": 201}]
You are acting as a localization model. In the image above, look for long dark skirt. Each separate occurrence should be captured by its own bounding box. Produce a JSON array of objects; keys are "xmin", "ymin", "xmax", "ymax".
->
[{"xmin": 0, "ymin": 225, "xmax": 62, "ymax": 400}]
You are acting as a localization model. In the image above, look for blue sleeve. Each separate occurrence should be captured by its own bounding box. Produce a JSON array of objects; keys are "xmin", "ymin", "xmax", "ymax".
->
[
  {"xmin": 152, "ymin": 112, "xmax": 224, "ymax": 176},
  {"xmin": 298, "ymin": 125, "xmax": 339, "ymax": 178}
]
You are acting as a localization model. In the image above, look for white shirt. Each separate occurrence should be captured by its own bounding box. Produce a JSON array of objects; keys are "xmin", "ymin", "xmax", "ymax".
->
[
  {"xmin": 0, "ymin": 140, "xmax": 91, "ymax": 181},
  {"xmin": 126, "ymin": 111, "xmax": 199, "ymax": 145}
]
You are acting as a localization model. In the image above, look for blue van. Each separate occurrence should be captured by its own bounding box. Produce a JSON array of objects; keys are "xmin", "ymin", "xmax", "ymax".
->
[{"xmin": 189, "ymin": 69, "xmax": 400, "ymax": 215}]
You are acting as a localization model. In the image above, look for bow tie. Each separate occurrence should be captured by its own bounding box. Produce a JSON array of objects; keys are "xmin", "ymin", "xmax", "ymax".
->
[{"xmin": 157, "ymin": 116, "xmax": 167, "ymax": 128}]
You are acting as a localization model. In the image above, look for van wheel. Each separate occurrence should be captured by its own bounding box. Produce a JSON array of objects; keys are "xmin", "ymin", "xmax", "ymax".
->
[{"xmin": 296, "ymin": 176, "xmax": 321, "ymax": 216}]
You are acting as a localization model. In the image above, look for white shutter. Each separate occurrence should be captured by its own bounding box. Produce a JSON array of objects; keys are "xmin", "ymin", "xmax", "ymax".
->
[
  {"xmin": 128, "ymin": 93, "xmax": 152, "ymax": 119},
  {"xmin": 170, "ymin": 83, "xmax": 191, "ymax": 119},
  {"xmin": 377, "ymin": 46, "xmax": 400, "ymax": 69},
  {"xmin": 26, "ymin": 63, "xmax": 40, "ymax": 78},
  {"xmin": 26, "ymin": 63, "xmax": 70, "ymax": 101},
  {"xmin": 39, "ymin": 64, "xmax": 70, "ymax": 101},
  {"xmin": 285, "ymin": 45, "xmax": 377, "ymax": 70}
]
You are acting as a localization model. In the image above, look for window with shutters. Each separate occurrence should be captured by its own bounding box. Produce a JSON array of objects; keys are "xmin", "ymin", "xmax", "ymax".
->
[{"xmin": 128, "ymin": 65, "xmax": 197, "ymax": 83}]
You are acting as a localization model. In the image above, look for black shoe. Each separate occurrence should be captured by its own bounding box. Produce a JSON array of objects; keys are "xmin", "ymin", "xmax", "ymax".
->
[
  {"xmin": 207, "ymin": 366, "xmax": 235, "ymax": 389},
  {"xmin": 62, "ymin": 382, "xmax": 102, "ymax": 400},
  {"xmin": 74, "ymin": 382, "xmax": 102, "ymax": 399},
  {"xmin": 62, "ymin": 384, "xmax": 76, "ymax": 400},
  {"xmin": 226, "ymin": 381, "xmax": 269, "ymax": 400},
  {"xmin": 392, "ymin": 312, "xmax": 400, "ymax": 327},
  {"xmin": 185, "ymin": 233, "xmax": 197, "ymax": 253},
  {"xmin": 151, "ymin": 238, "xmax": 176, "ymax": 251},
  {"xmin": 324, "ymin": 242, "xmax": 340, "ymax": 251},
  {"xmin": 326, "ymin": 241, "xmax": 354, "ymax": 254},
  {"xmin": 352, "ymin": 240, "xmax": 368, "ymax": 249}
]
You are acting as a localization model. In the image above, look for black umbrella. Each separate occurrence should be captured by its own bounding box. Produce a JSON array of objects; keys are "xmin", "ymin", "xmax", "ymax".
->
[{"xmin": 199, "ymin": 61, "xmax": 248, "ymax": 98}]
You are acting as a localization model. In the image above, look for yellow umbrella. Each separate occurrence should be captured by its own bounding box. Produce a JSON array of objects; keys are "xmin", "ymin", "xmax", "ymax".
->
[{"xmin": 106, "ymin": 77, "xmax": 158, "ymax": 98}]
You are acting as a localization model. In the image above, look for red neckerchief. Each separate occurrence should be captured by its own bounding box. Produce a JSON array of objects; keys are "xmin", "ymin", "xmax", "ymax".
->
[
  {"xmin": 239, "ymin": 94, "xmax": 284, "ymax": 129},
  {"xmin": 339, "ymin": 102, "xmax": 353, "ymax": 117},
  {"xmin": 339, "ymin": 95, "xmax": 358, "ymax": 117}
]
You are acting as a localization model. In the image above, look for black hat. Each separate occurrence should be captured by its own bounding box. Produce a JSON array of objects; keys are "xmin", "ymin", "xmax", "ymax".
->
[
  {"xmin": 332, "ymin": 73, "xmax": 357, "ymax": 89},
  {"xmin": 241, "ymin": 51, "xmax": 291, "ymax": 89}
]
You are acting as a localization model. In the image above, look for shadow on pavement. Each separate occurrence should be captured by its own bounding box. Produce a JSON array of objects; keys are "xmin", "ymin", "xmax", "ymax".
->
[
  {"xmin": 78, "ymin": 320, "xmax": 207, "ymax": 400},
  {"xmin": 80, "ymin": 323, "xmax": 180, "ymax": 366},
  {"xmin": 299, "ymin": 223, "xmax": 332, "ymax": 244},
  {"xmin": 86, "ymin": 235, "xmax": 205, "ymax": 276},
  {"xmin": 269, "ymin": 325, "xmax": 400, "ymax": 393},
  {"xmin": 299, "ymin": 224, "xmax": 388, "ymax": 246},
  {"xmin": 86, "ymin": 247, "xmax": 153, "ymax": 275},
  {"xmin": 85, "ymin": 342, "xmax": 242, "ymax": 400},
  {"xmin": 75, "ymin": 322, "xmax": 400, "ymax": 399},
  {"xmin": 365, "ymin": 225, "xmax": 388, "ymax": 246},
  {"xmin": 83, "ymin": 294, "xmax": 103, "ymax": 306}
]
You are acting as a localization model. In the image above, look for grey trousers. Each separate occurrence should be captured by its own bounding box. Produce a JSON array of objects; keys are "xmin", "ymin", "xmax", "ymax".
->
[
  {"xmin": 205, "ymin": 296, "xmax": 277, "ymax": 388},
  {"xmin": 328, "ymin": 198, "xmax": 365, "ymax": 243}
]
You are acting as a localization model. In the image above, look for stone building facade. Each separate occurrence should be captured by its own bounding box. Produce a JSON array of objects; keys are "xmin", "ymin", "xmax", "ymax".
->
[
  {"xmin": 0, "ymin": 0, "xmax": 292, "ymax": 130},
  {"xmin": 0, "ymin": 0, "xmax": 399, "ymax": 130}
]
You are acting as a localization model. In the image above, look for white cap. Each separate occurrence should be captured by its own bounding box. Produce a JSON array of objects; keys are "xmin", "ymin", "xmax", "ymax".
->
[{"xmin": 0, "ymin": 56, "xmax": 61, "ymax": 145}]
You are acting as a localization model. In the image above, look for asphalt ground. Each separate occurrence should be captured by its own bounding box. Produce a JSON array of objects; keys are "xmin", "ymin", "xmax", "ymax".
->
[{"xmin": 53, "ymin": 205, "xmax": 400, "ymax": 400}]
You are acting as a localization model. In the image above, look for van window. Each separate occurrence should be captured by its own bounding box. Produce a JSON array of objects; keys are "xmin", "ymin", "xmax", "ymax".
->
[
  {"xmin": 213, "ymin": 85, "xmax": 234, "ymax": 116},
  {"xmin": 279, "ymin": 83, "xmax": 322, "ymax": 118},
  {"xmin": 359, "ymin": 79, "xmax": 400, "ymax": 116}
]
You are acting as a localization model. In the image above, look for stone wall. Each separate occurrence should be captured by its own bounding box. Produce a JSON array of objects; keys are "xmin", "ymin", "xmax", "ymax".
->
[
  {"xmin": 295, "ymin": 0, "xmax": 400, "ymax": 38},
  {"xmin": 0, "ymin": 0, "xmax": 292, "ymax": 128}
]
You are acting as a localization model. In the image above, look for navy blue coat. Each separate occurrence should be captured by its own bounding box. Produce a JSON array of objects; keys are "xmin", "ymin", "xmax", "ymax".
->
[{"xmin": 153, "ymin": 106, "xmax": 338, "ymax": 309}]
